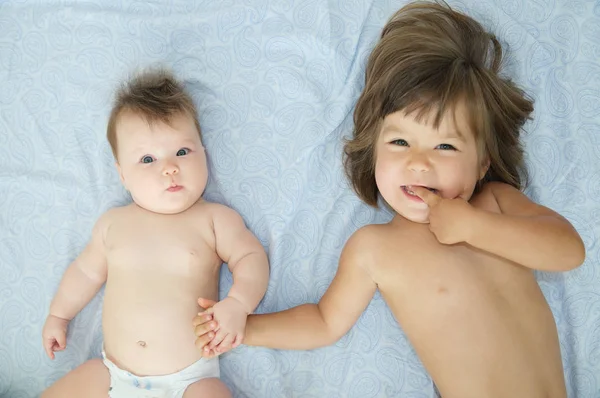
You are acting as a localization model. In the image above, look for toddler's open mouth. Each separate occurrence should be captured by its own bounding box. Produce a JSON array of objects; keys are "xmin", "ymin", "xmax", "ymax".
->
[{"xmin": 401, "ymin": 185, "xmax": 438, "ymax": 197}]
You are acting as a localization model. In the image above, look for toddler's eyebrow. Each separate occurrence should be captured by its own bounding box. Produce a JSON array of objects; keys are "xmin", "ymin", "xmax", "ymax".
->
[
  {"xmin": 381, "ymin": 126, "xmax": 404, "ymax": 135},
  {"xmin": 438, "ymin": 129, "xmax": 466, "ymax": 141},
  {"xmin": 381, "ymin": 126, "xmax": 466, "ymax": 142}
]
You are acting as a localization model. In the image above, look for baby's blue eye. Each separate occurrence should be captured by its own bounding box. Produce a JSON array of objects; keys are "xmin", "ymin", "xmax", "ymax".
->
[
  {"xmin": 176, "ymin": 148, "xmax": 190, "ymax": 156},
  {"xmin": 437, "ymin": 143, "xmax": 456, "ymax": 150},
  {"xmin": 391, "ymin": 139, "xmax": 408, "ymax": 146},
  {"xmin": 141, "ymin": 155, "xmax": 154, "ymax": 164}
]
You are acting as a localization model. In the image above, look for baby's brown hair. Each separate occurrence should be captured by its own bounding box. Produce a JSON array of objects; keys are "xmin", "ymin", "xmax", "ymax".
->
[
  {"xmin": 107, "ymin": 67, "xmax": 201, "ymax": 159},
  {"xmin": 344, "ymin": 1, "xmax": 534, "ymax": 207}
]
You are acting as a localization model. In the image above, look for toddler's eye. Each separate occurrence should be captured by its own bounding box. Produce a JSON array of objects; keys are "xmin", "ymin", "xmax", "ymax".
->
[
  {"xmin": 391, "ymin": 139, "xmax": 408, "ymax": 146},
  {"xmin": 141, "ymin": 155, "xmax": 154, "ymax": 164},
  {"xmin": 436, "ymin": 143, "xmax": 456, "ymax": 150},
  {"xmin": 176, "ymin": 148, "xmax": 190, "ymax": 156}
]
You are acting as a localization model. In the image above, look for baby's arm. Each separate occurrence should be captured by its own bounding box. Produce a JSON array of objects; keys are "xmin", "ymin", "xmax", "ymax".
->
[
  {"xmin": 42, "ymin": 212, "xmax": 109, "ymax": 359},
  {"xmin": 196, "ymin": 228, "xmax": 378, "ymax": 352},
  {"xmin": 467, "ymin": 182, "xmax": 585, "ymax": 271},
  {"xmin": 203, "ymin": 205, "xmax": 269, "ymax": 348}
]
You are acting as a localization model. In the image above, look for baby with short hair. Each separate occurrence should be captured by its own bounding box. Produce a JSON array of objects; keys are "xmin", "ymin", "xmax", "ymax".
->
[{"xmin": 42, "ymin": 68, "xmax": 270, "ymax": 398}]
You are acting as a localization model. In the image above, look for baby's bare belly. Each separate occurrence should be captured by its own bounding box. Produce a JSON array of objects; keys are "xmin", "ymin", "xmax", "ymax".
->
[
  {"xmin": 101, "ymin": 272, "xmax": 218, "ymax": 376},
  {"xmin": 383, "ymin": 263, "xmax": 566, "ymax": 398}
]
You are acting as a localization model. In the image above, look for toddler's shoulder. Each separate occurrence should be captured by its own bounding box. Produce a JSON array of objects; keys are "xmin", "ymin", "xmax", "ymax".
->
[{"xmin": 344, "ymin": 222, "xmax": 403, "ymax": 256}]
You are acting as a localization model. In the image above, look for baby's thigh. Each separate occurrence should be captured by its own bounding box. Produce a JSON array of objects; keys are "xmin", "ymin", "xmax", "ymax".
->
[
  {"xmin": 183, "ymin": 377, "xmax": 231, "ymax": 398},
  {"xmin": 41, "ymin": 358, "xmax": 110, "ymax": 398}
]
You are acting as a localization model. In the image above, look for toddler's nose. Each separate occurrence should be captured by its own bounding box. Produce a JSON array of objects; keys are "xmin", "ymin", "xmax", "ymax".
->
[{"xmin": 408, "ymin": 153, "xmax": 431, "ymax": 172}]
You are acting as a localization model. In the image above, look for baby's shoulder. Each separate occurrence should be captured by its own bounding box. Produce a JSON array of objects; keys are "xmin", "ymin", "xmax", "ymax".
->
[
  {"xmin": 88, "ymin": 205, "xmax": 130, "ymax": 240},
  {"xmin": 192, "ymin": 200, "xmax": 240, "ymax": 219},
  {"xmin": 94, "ymin": 205, "xmax": 124, "ymax": 227},
  {"xmin": 188, "ymin": 200, "xmax": 246, "ymax": 229},
  {"xmin": 194, "ymin": 200, "xmax": 230, "ymax": 212},
  {"xmin": 98, "ymin": 203, "xmax": 138, "ymax": 222}
]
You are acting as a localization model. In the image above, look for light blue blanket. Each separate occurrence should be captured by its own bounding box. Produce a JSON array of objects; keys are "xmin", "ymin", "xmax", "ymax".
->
[{"xmin": 1, "ymin": 0, "xmax": 598, "ymax": 397}]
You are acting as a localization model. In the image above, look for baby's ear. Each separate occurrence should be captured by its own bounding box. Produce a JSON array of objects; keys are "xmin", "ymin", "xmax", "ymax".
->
[{"xmin": 115, "ymin": 162, "xmax": 126, "ymax": 186}]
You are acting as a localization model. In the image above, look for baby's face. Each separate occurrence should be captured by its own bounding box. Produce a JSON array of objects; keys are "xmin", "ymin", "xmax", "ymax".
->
[
  {"xmin": 115, "ymin": 111, "xmax": 207, "ymax": 214},
  {"xmin": 374, "ymin": 103, "xmax": 488, "ymax": 223}
]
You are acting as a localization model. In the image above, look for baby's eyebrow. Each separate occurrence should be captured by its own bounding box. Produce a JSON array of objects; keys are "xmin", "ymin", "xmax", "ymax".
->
[
  {"xmin": 130, "ymin": 145, "xmax": 149, "ymax": 154},
  {"xmin": 179, "ymin": 138, "xmax": 197, "ymax": 146}
]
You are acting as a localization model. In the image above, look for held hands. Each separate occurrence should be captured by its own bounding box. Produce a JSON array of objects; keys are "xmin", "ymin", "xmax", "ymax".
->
[
  {"xmin": 411, "ymin": 186, "xmax": 476, "ymax": 245},
  {"xmin": 42, "ymin": 314, "xmax": 69, "ymax": 360},
  {"xmin": 193, "ymin": 297, "xmax": 246, "ymax": 358}
]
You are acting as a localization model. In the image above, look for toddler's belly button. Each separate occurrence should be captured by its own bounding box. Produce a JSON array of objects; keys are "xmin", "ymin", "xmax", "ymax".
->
[{"xmin": 137, "ymin": 340, "xmax": 147, "ymax": 347}]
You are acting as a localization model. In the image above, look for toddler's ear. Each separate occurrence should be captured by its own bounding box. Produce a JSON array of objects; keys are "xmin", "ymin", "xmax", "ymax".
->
[{"xmin": 479, "ymin": 157, "xmax": 490, "ymax": 180}]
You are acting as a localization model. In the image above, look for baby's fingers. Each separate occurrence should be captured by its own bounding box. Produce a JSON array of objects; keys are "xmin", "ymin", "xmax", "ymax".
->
[
  {"xmin": 44, "ymin": 338, "xmax": 63, "ymax": 360},
  {"xmin": 197, "ymin": 308, "xmax": 215, "ymax": 318},
  {"xmin": 43, "ymin": 339, "xmax": 55, "ymax": 360},
  {"xmin": 197, "ymin": 297, "xmax": 218, "ymax": 313},
  {"xmin": 56, "ymin": 332, "xmax": 66, "ymax": 350},
  {"xmin": 194, "ymin": 320, "xmax": 218, "ymax": 338},
  {"xmin": 194, "ymin": 331, "xmax": 215, "ymax": 351},
  {"xmin": 202, "ymin": 346, "xmax": 219, "ymax": 359}
]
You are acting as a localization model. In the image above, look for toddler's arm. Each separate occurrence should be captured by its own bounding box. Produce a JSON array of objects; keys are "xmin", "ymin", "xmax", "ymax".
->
[
  {"xmin": 196, "ymin": 227, "xmax": 378, "ymax": 352},
  {"xmin": 467, "ymin": 182, "xmax": 585, "ymax": 271}
]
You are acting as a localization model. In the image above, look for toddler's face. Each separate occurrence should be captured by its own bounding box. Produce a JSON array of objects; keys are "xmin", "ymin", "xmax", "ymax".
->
[
  {"xmin": 115, "ymin": 111, "xmax": 207, "ymax": 214},
  {"xmin": 374, "ymin": 103, "xmax": 488, "ymax": 223}
]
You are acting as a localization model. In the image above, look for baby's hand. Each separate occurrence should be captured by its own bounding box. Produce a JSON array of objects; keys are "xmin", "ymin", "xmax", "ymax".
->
[
  {"xmin": 198, "ymin": 296, "xmax": 247, "ymax": 354},
  {"xmin": 42, "ymin": 315, "xmax": 69, "ymax": 360},
  {"xmin": 411, "ymin": 186, "xmax": 476, "ymax": 244}
]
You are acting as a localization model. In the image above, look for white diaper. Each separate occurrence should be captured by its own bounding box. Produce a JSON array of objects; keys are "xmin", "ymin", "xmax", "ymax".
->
[{"xmin": 102, "ymin": 349, "xmax": 220, "ymax": 398}]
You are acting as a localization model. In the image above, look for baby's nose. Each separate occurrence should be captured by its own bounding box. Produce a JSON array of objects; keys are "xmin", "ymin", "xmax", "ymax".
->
[{"xmin": 162, "ymin": 163, "xmax": 179, "ymax": 176}]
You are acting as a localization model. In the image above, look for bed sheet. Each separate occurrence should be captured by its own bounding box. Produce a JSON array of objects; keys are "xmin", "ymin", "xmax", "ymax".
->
[{"xmin": 0, "ymin": 0, "xmax": 599, "ymax": 397}]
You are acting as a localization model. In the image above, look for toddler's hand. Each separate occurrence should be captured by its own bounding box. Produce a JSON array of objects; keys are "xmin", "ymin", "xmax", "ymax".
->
[
  {"xmin": 42, "ymin": 314, "xmax": 69, "ymax": 360},
  {"xmin": 411, "ymin": 186, "xmax": 475, "ymax": 244},
  {"xmin": 197, "ymin": 296, "xmax": 247, "ymax": 354},
  {"xmin": 193, "ymin": 298, "xmax": 219, "ymax": 358}
]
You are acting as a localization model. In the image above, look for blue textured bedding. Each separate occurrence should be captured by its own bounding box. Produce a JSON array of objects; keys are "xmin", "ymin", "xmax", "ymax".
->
[{"xmin": 1, "ymin": 0, "xmax": 598, "ymax": 397}]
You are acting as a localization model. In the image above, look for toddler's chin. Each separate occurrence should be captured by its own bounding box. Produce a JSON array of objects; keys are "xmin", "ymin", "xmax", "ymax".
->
[{"xmin": 395, "ymin": 208, "xmax": 430, "ymax": 224}]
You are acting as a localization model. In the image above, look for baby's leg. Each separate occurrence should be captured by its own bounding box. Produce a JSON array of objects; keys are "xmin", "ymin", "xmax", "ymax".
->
[
  {"xmin": 41, "ymin": 358, "xmax": 110, "ymax": 398},
  {"xmin": 183, "ymin": 377, "xmax": 232, "ymax": 398}
]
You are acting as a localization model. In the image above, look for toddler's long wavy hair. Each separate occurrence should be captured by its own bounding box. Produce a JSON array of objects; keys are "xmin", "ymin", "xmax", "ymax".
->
[{"xmin": 344, "ymin": 1, "xmax": 533, "ymax": 206}]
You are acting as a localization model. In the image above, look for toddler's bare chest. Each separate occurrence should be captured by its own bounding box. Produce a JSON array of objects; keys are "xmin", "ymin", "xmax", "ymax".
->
[{"xmin": 379, "ymin": 235, "xmax": 510, "ymax": 286}]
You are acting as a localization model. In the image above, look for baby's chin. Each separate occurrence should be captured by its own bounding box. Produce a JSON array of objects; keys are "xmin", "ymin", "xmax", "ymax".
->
[{"xmin": 133, "ymin": 195, "xmax": 201, "ymax": 215}]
